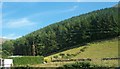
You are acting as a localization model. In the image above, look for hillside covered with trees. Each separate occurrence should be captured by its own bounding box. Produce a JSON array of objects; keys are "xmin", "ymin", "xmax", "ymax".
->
[{"xmin": 2, "ymin": 6, "xmax": 120, "ymax": 57}]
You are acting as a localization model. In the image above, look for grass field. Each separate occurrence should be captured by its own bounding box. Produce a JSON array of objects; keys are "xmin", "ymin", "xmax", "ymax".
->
[
  {"xmin": 42, "ymin": 37, "xmax": 119, "ymax": 67},
  {"xmin": 8, "ymin": 56, "xmax": 44, "ymax": 67}
]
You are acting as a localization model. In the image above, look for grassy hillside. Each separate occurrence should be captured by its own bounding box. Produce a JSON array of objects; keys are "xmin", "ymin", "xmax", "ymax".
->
[
  {"xmin": 45, "ymin": 37, "xmax": 119, "ymax": 67},
  {"xmin": 74, "ymin": 38, "xmax": 118, "ymax": 59}
]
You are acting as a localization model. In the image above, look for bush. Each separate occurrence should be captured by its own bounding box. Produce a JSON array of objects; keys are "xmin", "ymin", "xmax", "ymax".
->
[
  {"xmin": 53, "ymin": 55, "xmax": 58, "ymax": 59},
  {"xmin": 57, "ymin": 62, "xmax": 116, "ymax": 69},
  {"xmin": 59, "ymin": 53, "xmax": 65, "ymax": 58},
  {"xmin": 80, "ymin": 47, "xmax": 87, "ymax": 52},
  {"xmin": 66, "ymin": 54, "xmax": 71, "ymax": 56},
  {"xmin": 64, "ymin": 54, "xmax": 73, "ymax": 59},
  {"xmin": 80, "ymin": 49, "xmax": 85, "ymax": 52},
  {"xmin": 59, "ymin": 62, "xmax": 93, "ymax": 69}
]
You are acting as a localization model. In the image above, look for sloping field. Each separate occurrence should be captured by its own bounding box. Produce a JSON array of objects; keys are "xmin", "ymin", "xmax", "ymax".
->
[{"xmin": 43, "ymin": 37, "xmax": 119, "ymax": 67}]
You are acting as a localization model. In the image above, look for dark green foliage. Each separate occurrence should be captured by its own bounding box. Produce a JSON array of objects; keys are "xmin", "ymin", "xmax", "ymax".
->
[
  {"xmin": 80, "ymin": 47, "xmax": 87, "ymax": 52},
  {"xmin": 66, "ymin": 54, "xmax": 71, "ymax": 56},
  {"xmin": 2, "ymin": 7, "xmax": 120, "ymax": 56},
  {"xmin": 66, "ymin": 54, "xmax": 73, "ymax": 58},
  {"xmin": 9, "ymin": 56, "xmax": 44, "ymax": 66},
  {"xmin": 80, "ymin": 49, "xmax": 84, "ymax": 52},
  {"xmin": 53, "ymin": 55, "xmax": 58, "ymax": 59},
  {"xmin": 59, "ymin": 53, "xmax": 65, "ymax": 58},
  {"xmin": 2, "ymin": 50, "xmax": 11, "ymax": 58},
  {"xmin": 57, "ymin": 62, "xmax": 118, "ymax": 69},
  {"xmin": 58, "ymin": 62, "xmax": 92, "ymax": 69},
  {"xmin": 2, "ymin": 40, "xmax": 14, "ymax": 57}
]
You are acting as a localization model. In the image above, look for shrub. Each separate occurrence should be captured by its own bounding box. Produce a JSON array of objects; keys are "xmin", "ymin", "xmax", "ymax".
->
[
  {"xmin": 66, "ymin": 54, "xmax": 71, "ymax": 56},
  {"xmin": 53, "ymin": 55, "xmax": 58, "ymax": 59},
  {"xmin": 59, "ymin": 62, "xmax": 93, "ymax": 69},
  {"xmin": 59, "ymin": 53, "xmax": 65, "ymax": 58},
  {"xmin": 80, "ymin": 49, "xmax": 85, "ymax": 52}
]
